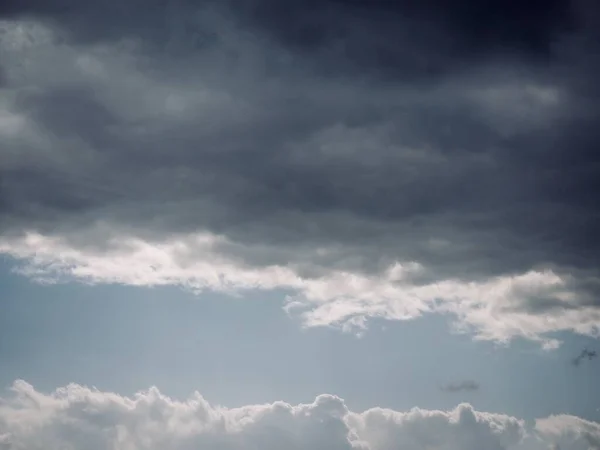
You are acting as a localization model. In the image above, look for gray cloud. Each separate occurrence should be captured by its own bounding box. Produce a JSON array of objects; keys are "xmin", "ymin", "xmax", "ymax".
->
[
  {"xmin": 440, "ymin": 380, "xmax": 480, "ymax": 393},
  {"xmin": 1, "ymin": 0, "xmax": 600, "ymax": 344},
  {"xmin": 572, "ymin": 348, "xmax": 597, "ymax": 366}
]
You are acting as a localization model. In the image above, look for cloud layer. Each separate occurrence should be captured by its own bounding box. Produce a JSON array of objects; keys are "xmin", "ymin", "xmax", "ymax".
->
[
  {"xmin": 1, "ymin": 0, "xmax": 600, "ymax": 346},
  {"xmin": 0, "ymin": 379, "xmax": 583, "ymax": 450},
  {"xmin": 1, "ymin": 380, "xmax": 599, "ymax": 450}
]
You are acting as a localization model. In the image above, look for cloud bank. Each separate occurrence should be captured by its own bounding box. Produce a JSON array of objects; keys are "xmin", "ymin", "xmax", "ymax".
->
[
  {"xmin": 1, "ymin": 380, "xmax": 598, "ymax": 450},
  {"xmin": 1, "ymin": 0, "xmax": 600, "ymax": 347},
  {"xmin": 0, "ymin": 379, "xmax": 587, "ymax": 450}
]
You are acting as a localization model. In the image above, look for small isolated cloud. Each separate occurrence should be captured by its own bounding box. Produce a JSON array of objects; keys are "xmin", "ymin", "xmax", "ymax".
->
[
  {"xmin": 441, "ymin": 380, "xmax": 480, "ymax": 393},
  {"xmin": 571, "ymin": 349, "xmax": 597, "ymax": 366}
]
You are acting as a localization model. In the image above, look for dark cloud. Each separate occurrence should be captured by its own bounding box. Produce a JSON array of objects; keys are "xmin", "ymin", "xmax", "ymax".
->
[
  {"xmin": 572, "ymin": 349, "xmax": 597, "ymax": 366},
  {"xmin": 241, "ymin": 0, "xmax": 576, "ymax": 58},
  {"xmin": 0, "ymin": 0, "xmax": 580, "ymax": 79},
  {"xmin": 441, "ymin": 380, "xmax": 480, "ymax": 393},
  {"xmin": 1, "ymin": 0, "xmax": 600, "ymax": 341}
]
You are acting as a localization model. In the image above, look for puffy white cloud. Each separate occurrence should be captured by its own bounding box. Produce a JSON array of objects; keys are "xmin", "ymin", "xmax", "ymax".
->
[
  {"xmin": 536, "ymin": 415, "xmax": 600, "ymax": 450},
  {"xmin": 0, "ymin": 380, "xmax": 536, "ymax": 450},
  {"xmin": 347, "ymin": 403, "xmax": 526, "ymax": 450},
  {"xmin": 2, "ymin": 380, "xmax": 598, "ymax": 450}
]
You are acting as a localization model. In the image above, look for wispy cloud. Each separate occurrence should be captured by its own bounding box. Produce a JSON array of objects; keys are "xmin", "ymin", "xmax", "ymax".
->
[
  {"xmin": 572, "ymin": 348, "xmax": 598, "ymax": 366},
  {"xmin": 440, "ymin": 380, "xmax": 480, "ymax": 393},
  {"xmin": 3, "ymin": 231, "xmax": 598, "ymax": 348}
]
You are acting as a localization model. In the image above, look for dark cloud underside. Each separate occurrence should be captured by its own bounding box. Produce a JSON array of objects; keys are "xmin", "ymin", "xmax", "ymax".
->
[{"xmin": 1, "ymin": 0, "xmax": 600, "ymax": 340}]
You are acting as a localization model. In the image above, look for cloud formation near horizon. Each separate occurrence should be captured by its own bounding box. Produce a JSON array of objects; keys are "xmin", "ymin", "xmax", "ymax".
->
[
  {"xmin": 1, "ymin": 0, "xmax": 600, "ymax": 347},
  {"xmin": 1, "ymin": 379, "xmax": 598, "ymax": 450}
]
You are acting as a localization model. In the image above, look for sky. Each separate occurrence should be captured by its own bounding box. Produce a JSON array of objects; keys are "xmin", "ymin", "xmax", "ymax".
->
[{"xmin": 0, "ymin": 0, "xmax": 600, "ymax": 449}]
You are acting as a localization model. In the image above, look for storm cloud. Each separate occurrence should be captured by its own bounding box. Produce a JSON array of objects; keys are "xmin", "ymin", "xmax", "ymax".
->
[{"xmin": 1, "ymin": 0, "xmax": 600, "ymax": 346}]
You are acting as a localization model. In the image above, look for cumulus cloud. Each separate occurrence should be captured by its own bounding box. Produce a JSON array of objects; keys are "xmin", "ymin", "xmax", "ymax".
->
[
  {"xmin": 0, "ymin": 380, "xmax": 532, "ymax": 450},
  {"xmin": 536, "ymin": 415, "xmax": 600, "ymax": 450},
  {"xmin": 2, "ymin": 380, "xmax": 600, "ymax": 450},
  {"xmin": 1, "ymin": 0, "xmax": 600, "ymax": 347}
]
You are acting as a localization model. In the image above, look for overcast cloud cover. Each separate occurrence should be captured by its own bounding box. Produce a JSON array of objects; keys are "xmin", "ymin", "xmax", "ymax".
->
[
  {"xmin": 1, "ymin": 0, "xmax": 600, "ymax": 447},
  {"xmin": 1, "ymin": 0, "xmax": 600, "ymax": 347}
]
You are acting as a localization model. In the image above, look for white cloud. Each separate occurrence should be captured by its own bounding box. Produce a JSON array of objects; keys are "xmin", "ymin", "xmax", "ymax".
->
[
  {"xmin": 2, "ymin": 380, "xmax": 597, "ymax": 450},
  {"xmin": 347, "ymin": 403, "xmax": 527, "ymax": 450},
  {"xmin": 536, "ymin": 415, "xmax": 600, "ymax": 450},
  {"xmin": 0, "ymin": 380, "xmax": 538, "ymax": 450},
  {"xmin": 2, "ymin": 231, "xmax": 599, "ymax": 349}
]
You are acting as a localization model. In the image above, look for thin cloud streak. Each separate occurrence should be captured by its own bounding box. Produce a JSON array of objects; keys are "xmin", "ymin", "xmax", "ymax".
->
[{"xmin": 440, "ymin": 380, "xmax": 480, "ymax": 393}]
